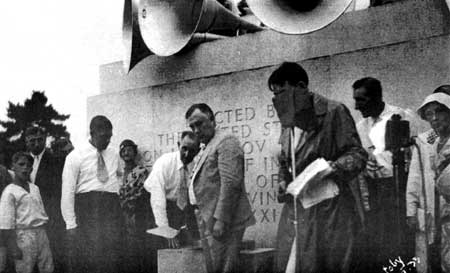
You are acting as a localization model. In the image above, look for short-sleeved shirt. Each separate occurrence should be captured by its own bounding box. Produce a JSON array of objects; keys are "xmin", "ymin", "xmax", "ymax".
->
[{"xmin": 0, "ymin": 183, "xmax": 49, "ymax": 229}]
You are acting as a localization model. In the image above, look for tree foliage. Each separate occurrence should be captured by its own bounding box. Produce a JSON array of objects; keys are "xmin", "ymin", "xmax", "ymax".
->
[{"xmin": 0, "ymin": 91, "xmax": 70, "ymax": 166}]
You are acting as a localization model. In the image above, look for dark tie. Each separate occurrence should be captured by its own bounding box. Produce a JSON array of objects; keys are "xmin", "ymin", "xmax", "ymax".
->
[
  {"xmin": 177, "ymin": 166, "xmax": 189, "ymax": 210},
  {"xmin": 97, "ymin": 152, "xmax": 109, "ymax": 183}
]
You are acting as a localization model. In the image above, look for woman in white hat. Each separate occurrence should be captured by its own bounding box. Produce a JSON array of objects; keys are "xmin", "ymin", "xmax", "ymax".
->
[{"xmin": 417, "ymin": 92, "xmax": 450, "ymax": 272}]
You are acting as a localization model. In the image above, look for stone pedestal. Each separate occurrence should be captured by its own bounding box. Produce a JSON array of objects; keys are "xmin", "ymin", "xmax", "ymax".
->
[
  {"xmin": 158, "ymin": 248, "xmax": 206, "ymax": 273},
  {"xmin": 239, "ymin": 248, "xmax": 275, "ymax": 273},
  {"xmin": 158, "ymin": 247, "xmax": 275, "ymax": 273}
]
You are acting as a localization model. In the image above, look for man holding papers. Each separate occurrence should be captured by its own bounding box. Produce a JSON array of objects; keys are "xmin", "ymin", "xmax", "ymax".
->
[
  {"xmin": 268, "ymin": 62, "xmax": 368, "ymax": 273},
  {"xmin": 144, "ymin": 131, "xmax": 201, "ymax": 247}
]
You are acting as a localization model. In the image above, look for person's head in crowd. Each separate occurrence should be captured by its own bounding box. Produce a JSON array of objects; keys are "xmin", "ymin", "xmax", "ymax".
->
[
  {"xmin": 268, "ymin": 62, "xmax": 317, "ymax": 131},
  {"xmin": 418, "ymin": 92, "xmax": 450, "ymax": 138},
  {"xmin": 119, "ymin": 139, "xmax": 138, "ymax": 166},
  {"xmin": 11, "ymin": 152, "xmax": 33, "ymax": 183},
  {"xmin": 185, "ymin": 103, "xmax": 216, "ymax": 144},
  {"xmin": 433, "ymin": 84, "xmax": 450, "ymax": 95},
  {"xmin": 90, "ymin": 115, "xmax": 113, "ymax": 151},
  {"xmin": 24, "ymin": 125, "xmax": 47, "ymax": 156},
  {"xmin": 178, "ymin": 131, "xmax": 200, "ymax": 166},
  {"xmin": 352, "ymin": 77, "xmax": 384, "ymax": 118},
  {"xmin": 52, "ymin": 136, "xmax": 74, "ymax": 158}
]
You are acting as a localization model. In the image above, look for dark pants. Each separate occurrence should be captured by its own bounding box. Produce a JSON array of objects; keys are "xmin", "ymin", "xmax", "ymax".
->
[
  {"xmin": 123, "ymin": 232, "xmax": 153, "ymax": 273},
  {"xmin": 275, "ymin": 188, "xmax": 360, "ymax": 273},
  {"xmin": 68, "ymin": 191, "xmax": 124, "ymax": 273},
  {"xmin": 366, "ymin": 177, "xmax": 415, "ymax": 272},
  {"xmin": 45, "ymin": 209, "xmax": 65, "ymax": 273},
  {"xmin": 209, "ymin": 228, "xmax": 245, "ymax": 273}
]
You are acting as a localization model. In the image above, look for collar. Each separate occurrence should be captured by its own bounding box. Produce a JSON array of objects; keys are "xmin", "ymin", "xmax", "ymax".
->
[
  {"xmin": 367, "ymin": 103, "xmax": 401, "ymax": 125},
  {"xmin": 298, "ymin": 93, "xmax": 328, "ymax": 132},
  {"xmin": 311, "ymin": 93, "xmax": 328, "ymax": 116},
  {"xmin": 417, "ymin": 129, "xmax": 438, "ymax": 145},
  {"xmin": 201, "ymin": 127, "xmax": 222, "ymax": 147},
  {"xmin": 87, "ymin": 140, "xmax": 107, "ymax": 154},
  {"xmin": 287, "ymin": 94, "xmax": 328, "ymax": 132},
  {"xmin": 175, "ymin": 152, "xmax": 184, "ymax": 170},
  {"xmin": 30, "ymin": 149, "xmax": 45, "ymax": 160}
]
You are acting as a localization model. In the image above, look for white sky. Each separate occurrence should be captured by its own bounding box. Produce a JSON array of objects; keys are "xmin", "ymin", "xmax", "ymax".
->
[
  {"xmin": 0, "ymin": 0, "xmax": 124, "ymax": 147},
  {"xmin": 0, "ymin": 0, "xmax": 246, "ymax": 148}
]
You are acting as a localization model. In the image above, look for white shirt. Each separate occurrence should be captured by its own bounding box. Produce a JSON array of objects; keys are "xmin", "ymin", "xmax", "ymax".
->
[
  {"xmin": 144, "ymin": 151, "xmax": 193, "ymax": 227},
  {"xmin": 357, "ymin": 103, "xmax": 418, "ymax": 178},
  {"xmin": 0, "ymin": 183, "xmax": 48, "ymax": 229},
  {"xmin": 30, "ymin": 149, "xmax": 45, "ymax": 184},
  {"xmin": 61, "ymin": 141, "xmax": 120, "ymax": 229}
]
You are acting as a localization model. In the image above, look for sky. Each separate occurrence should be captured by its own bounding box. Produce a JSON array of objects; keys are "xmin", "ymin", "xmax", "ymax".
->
[
  {"xmin": 0, "ymin": 0, "xmax": 124, "ymax": 147},
  {"xmin": 0, "ymin": 0, "xmax": 250, "ymax": 148}
]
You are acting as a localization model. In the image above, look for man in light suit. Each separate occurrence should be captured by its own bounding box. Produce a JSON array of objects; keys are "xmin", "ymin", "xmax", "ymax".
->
[
  {"xmin": 185, "ymin": 103, "xmax": 256, "ymax": 273},
  {"xmin": 25, "ymin": 126, "xmax": 65, "ymax": 273}
]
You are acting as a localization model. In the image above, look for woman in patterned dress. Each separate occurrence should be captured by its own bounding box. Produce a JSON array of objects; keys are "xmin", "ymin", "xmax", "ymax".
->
[
  {"xmin": 418, "ymin": 93, "xmax": 450, "ymax": 272},
  {"xmin": 118, "ymin": 139, "xmax": 154, "ymax": 273}
]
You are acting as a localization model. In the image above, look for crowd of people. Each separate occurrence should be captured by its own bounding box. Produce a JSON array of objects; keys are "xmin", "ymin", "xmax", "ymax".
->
[{"xmin": 0, "ymin": 62, "xmax": 449, "ymax": 273}]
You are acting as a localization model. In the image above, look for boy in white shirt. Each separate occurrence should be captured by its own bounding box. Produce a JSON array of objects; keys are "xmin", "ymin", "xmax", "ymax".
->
[{"xmin": 0, "ymin": 152, "xmax": 53, "ymax": 273}]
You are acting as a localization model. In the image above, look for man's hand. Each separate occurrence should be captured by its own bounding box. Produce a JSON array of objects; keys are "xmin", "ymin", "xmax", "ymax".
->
[
  {"xmin": 167, "ymin": 238, "xmax": 180, "ymax": 249},
  {"xmin": 443, "ymin": 195, "xmax": 450, "ymax": 203},
  {"xmin": 316, "ymin": 164, "xmax": 336, "ymax": 181},
  {"xmin": 10, "ymin": 245, "xmax": 22, "ymax": 260},
  {"xmin": 66, "ymin": 228, "xmax": 77, "ymax": 238},
  {"xmin": 65, "ymin": 228, "xmax": 78, "ymax": 252},
  {"xmin": 212, "ymin": 219, "xmax": 226, "ymax": 239},
  {"xmin": 4, "ymin": 230, "xmax": 22, "ymax": 260},
  {"xmin": 406, "ymin": 216, "xmax": 418, "ymax": 230}
]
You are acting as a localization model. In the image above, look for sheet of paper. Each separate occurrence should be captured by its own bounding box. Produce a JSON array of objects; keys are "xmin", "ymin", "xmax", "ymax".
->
[
  {"xmin": 286, "ymin": 158, "xmax": 330, "ymax": 196},
  {"xmin": 146, "ymin": 226, "xmax": 179, "ymax": 239},
  {"xmin": 299, "ymin": 178, "xmax": 339, "ymax": 209},
  {"xmin": 286, "ymin": 158, "xmax": 339, "ymax": 208}
]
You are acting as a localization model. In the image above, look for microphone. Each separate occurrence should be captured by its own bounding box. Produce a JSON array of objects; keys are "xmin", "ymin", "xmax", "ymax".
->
[{"xmin": 385, "ymin": 114, "xmax": 412, "ymax": 151}]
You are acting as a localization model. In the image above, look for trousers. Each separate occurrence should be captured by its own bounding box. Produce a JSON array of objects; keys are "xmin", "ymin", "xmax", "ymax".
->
[
  {"xmin": 15, "ymin": 228, "xmax": 54, "ymax": 273},
  {"xmin": 67, "ymin": 191, "xmax": 124, "ymax": 273}
]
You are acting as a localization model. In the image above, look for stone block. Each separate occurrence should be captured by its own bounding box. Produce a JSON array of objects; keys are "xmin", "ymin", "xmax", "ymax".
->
[
  {"xmin": 157, "ymin": 247, "xmax": 275, "ymax": 273},
  {"xmin": 239, "ymin": 248, "xmax": 275, "ymax": 273},
  {"xmin": 158, "ymin": 248, "xmax": 207, "ymax": 273}
]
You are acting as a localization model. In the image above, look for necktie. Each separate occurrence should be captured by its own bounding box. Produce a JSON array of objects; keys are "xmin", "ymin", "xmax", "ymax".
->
[
  {"xmin": 97, "ymin": 152, "xmax": 109, "ymax": 183},
  {"xmin": 176, "ymin": 165, "xmax": 188, "ymax": 210}
]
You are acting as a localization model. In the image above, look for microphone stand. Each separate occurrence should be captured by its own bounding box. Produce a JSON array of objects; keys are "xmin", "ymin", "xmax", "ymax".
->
[
  {"xmin": 290, "ymin": 128, "xmax": 299, "ymax": 273},
  {"xmin": 391, "ymin": 146, "xmax": 406, "ymax": 257},
  {"xmin": 285, "ymin": 128, "xmax": 299, "ymax": 273},
  {"xmin": 386, "ymin": 114, "xmax": 412, "ymax": 259}
]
